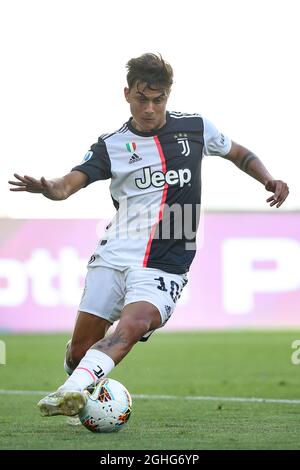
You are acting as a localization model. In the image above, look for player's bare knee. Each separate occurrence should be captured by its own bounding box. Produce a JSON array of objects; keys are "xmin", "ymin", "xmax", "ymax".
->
[
  {"xmin": 117, "ymin": 317, "xmax": 151, "ymax": 344},
  {"xmin": 130, "ymin": 319, "xmax": 151, "ymax": 341}
]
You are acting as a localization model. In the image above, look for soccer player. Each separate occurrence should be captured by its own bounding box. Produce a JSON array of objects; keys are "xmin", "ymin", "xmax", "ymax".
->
[{"xmin": 9, "ymin": 53, "xmax": 289, "ymax": 417}]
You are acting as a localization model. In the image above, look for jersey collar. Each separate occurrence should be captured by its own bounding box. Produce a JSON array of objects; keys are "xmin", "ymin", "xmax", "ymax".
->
[{"xmin": 127, "ymin": 112, "xmax": 170, "ymax": 137}]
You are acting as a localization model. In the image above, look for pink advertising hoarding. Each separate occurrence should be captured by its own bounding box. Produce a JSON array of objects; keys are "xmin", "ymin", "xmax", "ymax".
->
[{"xmin": 0, "ymin": 214, "xmax": 299, "ymax": 332}]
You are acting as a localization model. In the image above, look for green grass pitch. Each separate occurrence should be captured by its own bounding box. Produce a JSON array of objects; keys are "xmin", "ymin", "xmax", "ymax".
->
[{"xmin": 0, "ymin": 331, "xmax": 300, "ymax": 450}]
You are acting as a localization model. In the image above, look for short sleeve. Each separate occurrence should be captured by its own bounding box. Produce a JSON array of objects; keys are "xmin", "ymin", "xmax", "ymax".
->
[
  {"xmin": 203, "ymin": 117, "xmax": 232, "ymax": 157},
  {"xmin": 71, "ymin": 138, "xmax": 112, "ymax": 185}
]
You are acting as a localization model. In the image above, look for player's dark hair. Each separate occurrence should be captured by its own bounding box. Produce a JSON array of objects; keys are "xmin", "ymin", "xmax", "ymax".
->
[{"xmin": 126, "ymin": 53, "xmax": 173, "ymax": 91}]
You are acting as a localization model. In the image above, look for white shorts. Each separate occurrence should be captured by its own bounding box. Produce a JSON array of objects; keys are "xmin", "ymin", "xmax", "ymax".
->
[{"xmin": 79, "ymin": 263, "xmax": 188, "ymax": 337}]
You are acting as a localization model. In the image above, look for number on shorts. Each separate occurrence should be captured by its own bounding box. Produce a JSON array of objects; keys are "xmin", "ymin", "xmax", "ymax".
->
[
  {"xmin": 154, "ymin": 277, "xmax": 182, "ymax": 303},
  {"xmin": 154, "ymin": 276, "xmax": 168, "ymax": 292},
  {"xmin": 170, "ymin": 280, "xmax": 180, "ymax": 303}
]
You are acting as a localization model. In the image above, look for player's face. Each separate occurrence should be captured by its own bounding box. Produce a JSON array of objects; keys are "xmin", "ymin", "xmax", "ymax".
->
[{"xmin": 124, "ymin": 82, "xmax": 170, "ymax": 133}]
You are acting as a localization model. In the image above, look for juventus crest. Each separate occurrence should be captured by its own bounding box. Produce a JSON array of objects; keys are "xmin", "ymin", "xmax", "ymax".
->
[{"xmin": 174, "ymin": 133, "xmax": 190, "ymax": 156}]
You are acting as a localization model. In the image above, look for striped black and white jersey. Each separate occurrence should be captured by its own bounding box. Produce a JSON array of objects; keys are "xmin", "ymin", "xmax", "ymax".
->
[{"xmin": 72, "ymin": 111, "xmax": 231, "ymax": 274}]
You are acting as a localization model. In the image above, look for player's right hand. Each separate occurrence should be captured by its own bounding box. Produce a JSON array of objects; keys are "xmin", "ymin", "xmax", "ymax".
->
[{"xmin": 8, "ymin": 173, "xmax": 54, "ymax": 196}]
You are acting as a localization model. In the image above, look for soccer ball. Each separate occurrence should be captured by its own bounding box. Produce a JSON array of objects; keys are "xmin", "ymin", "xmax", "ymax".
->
[{"xmin": 78, "ymin": 378, "xmax": 132, "ymax": 433}]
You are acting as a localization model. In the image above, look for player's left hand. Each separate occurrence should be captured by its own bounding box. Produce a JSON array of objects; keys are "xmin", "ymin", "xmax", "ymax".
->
[{"xmin": 265, "ymin": 179, "xmax": 289, "ymax": 208}]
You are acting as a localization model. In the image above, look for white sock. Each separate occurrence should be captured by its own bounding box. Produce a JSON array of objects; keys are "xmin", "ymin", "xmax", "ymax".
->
[
  {"xmin": 59, "ymin": 349, "xmax": 115, "ymax": 392},
  {"xmin": 64, "ymin": 339, "xmax": 74, "ymax": 376},
  {"xmin": 64, "ymin": 357, "xmax": 74, "ymax": 376}
]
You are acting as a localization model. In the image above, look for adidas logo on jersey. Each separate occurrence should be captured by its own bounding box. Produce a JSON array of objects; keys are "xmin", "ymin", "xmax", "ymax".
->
[
  {"xmin": 129, "ymin": 153, "xmax": 142, "ymax": 164},
  {"xmin": 135, "ymin": 167, "xmax": 192, "ymax": 189}
]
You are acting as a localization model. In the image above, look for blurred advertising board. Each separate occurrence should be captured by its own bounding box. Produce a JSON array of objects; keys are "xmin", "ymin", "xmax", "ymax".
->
[{"xmin": 0, "ymin": 214, "xmax": 299, "ymax": 332}]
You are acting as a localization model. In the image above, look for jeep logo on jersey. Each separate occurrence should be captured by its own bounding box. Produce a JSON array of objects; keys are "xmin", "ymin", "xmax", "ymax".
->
[
  {"xmin": 135, "ymin": 167, "xmax": 192, "ymax": 189},
  {"xmin": 174, "ymin": 133, "xmax": 190, "ymax": 157}
]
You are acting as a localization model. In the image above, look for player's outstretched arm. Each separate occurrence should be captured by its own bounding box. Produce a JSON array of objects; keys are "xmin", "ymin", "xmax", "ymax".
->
[
  {"xmin": 8, "ymin": 171, "xmax": 88, "ymax": 201},
  {"xmin": 224, "ymin": 141, "xmax": 289, "ymax": 208}
]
